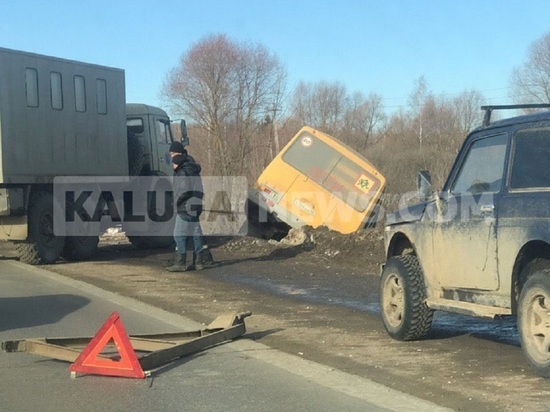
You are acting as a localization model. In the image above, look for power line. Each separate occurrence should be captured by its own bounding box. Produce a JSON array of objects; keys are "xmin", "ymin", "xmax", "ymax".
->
[{"xmin": 380, "ymin": 86, "xmax": 513, "ymax": 103}]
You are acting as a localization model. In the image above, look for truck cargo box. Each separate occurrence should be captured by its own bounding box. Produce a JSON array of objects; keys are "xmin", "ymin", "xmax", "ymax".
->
[{"xmin": 0, "ymin": 47, "xmax": 128, "ymax": 183}]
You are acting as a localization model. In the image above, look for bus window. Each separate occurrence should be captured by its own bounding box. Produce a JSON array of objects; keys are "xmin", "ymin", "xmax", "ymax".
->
[
  {"xmin": 282, "ymin": 132, "xmax": 380, "ymax": 212},
  {"xmin": 327, "ymin": 157, "xmax": 380, "ymax": 212},
  {"xmin": 282, "ymin": 132, "xmax": 340, "ymax": 183}
]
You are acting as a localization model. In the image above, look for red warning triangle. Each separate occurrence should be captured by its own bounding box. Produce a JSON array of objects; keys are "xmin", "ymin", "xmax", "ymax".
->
[{"xmin": 69, "ymin": 312, "xmax": 145, "ymax": 379}]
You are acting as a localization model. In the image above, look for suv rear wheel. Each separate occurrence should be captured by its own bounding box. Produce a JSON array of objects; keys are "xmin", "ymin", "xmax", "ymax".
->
[
  {"xmin": 518, "ymin": 271, "xmax": 550, "ymax": 377},
  {"xmin": 380, "ymin": 255, "xmax": 433, "ymax": 341}
]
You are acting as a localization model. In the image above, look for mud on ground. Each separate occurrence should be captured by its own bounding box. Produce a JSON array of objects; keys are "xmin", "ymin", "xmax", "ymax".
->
[{"xmin": 220, "ymin": 226, "xmax": 386, "ymax": 274}]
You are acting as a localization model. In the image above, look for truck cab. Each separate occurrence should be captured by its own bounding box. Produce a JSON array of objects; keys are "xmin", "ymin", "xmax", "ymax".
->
[{"xmin": 126, "ymin": 104, "xmax": 175, "ymax": 177}]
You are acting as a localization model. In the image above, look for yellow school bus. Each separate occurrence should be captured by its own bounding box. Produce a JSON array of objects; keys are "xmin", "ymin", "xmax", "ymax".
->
[{"xmin": 250, "ymin": 126, "xmax": 385, "ymax": 234}]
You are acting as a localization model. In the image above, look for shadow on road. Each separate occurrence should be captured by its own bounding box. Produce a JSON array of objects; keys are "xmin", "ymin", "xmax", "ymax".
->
[
  {"xmin": 206, "ymin": 243, "xmax": 315, "ymax": 270},
  {"xmin": 0, "ymin": 294, "xmax": 90, "ymax": 332},
  {"xmin": 428, "ymin": 312, "xmax": 520, "ymax": 346}
]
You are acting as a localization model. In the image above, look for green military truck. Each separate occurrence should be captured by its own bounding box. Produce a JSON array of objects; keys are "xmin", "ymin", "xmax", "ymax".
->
[{"xmin": 0, "ymin": 47, "xmax": 183, "ymax": 264}]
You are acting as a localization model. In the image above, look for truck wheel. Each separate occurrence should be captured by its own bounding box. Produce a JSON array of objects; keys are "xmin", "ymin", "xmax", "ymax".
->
[
  {"xmin": 518, "ymin": 271, "xmax": 550, "ymax": 377},
  {"xmin": 127, "ymin": 235, "xmax": 174, "ymax": 249},
  {"xmin": 61, "ymin": 236, "xmax": 99, "ymax": 261},
  {"xmin": 127, "ymin": 135, "xmax": 144, "ymax": 176},
  {"xmin": 16, "ymin": 191, "xmax": 65, "ymax": 264},
  {"xmin": 380, "ymin": 255, "xmax": 433, "ymax": 341}
]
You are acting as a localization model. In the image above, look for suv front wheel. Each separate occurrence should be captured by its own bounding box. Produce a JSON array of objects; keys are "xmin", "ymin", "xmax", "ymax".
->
[
  {"xmin": 380, "ymin": 255, "xmax": 434, "ymax": 341},
  {"xmin": 518, "ymin": 271, "xmax": 550, "ymax": 377}
]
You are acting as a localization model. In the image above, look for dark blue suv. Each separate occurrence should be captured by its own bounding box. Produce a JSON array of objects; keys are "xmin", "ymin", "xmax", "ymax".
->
[{"xmin": 380, "ymin": 104, "xmax": 550, "ymax": 377}]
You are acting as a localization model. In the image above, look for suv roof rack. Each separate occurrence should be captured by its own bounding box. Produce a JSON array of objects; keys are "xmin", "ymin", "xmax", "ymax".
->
[{"xmin": 481, "ymin": 103, "xmax": 550, "ymax": 126}]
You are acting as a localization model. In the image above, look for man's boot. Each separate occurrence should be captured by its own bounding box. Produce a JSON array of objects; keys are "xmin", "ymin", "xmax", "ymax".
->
[
  {"xmin": 166, "ymin": 252, "xmax": 180, "ymax": 267},
  {"xmin": 193, "ymin": 246, "xmax": 213, "ymax": 271},
  {"xmin": 194, "ymin": 252, "xmax": 204, "ymax": 271},
  {"xmin": 200, "ymin": 246, "xmax": 214, "ymax": 267},
  {"xmin": 188, "ymin": 252, "xmax": 203, "ymax": 271},
  {"xmin": 166, "ymin": 253, "xmax": 187, "ymax": 272}
]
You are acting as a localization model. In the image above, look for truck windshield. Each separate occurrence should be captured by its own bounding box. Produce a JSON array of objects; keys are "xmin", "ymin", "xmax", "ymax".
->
[{"xmin": 155, "ymin": 119, "xmax": 171, "ymax": 144}]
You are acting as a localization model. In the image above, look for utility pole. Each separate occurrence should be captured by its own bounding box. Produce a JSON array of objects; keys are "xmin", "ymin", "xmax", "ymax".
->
[{"xmin": 272, "ymin": 105, "xmax": 280, "ymax": 155}]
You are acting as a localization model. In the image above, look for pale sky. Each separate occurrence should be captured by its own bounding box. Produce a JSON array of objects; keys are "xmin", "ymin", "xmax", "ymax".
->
[{"xmin": 3, "ymin": 1, "xmax": 549, "ymax": 115}]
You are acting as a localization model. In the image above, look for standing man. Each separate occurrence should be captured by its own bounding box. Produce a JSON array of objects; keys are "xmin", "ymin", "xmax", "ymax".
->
[{"xmin": 166, "ymin": 142, "xmax": 213, "ymax": 271}]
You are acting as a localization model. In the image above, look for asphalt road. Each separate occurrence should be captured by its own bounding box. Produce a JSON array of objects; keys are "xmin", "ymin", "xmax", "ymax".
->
[{"xmin": 0, "ymin": 260, "xmax": 450, "ymax": 412}]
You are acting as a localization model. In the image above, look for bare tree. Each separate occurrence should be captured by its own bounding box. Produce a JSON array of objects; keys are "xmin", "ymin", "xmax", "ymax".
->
[
  {"xmin": 290, "ymin": 81, "xmax": 347, "ymax": 135},
  {"xmin": 289, "ymin": 81, "xmax": 385, "ymax": 153},
  {"xmin": 407, "ymin": 78, "xmax": 483, "ymax": 147},
  {"xmin": 343, "ymin": 92, "xmax": 385, "ymax": 151},
  {"xmin": 452, "ymin": 89, "xmax": 485, "ymax": 133},
  {"xmin": 408, "ymin": 76, "xmax": 432, "ymax": 149},
  {"xmin": 370, "ymin": 79, "xmax": 488, "ymax": 201},
  {"xmin": 162, "ymin": 34, "xmax": 287, "ymax": 178},
  {"xmin": 510, "ymin": 32, "xmax": 550, "ymax": 104},
  {"xmin": 408, "ymin": 76, "xmax": 430, "ymax": 114}
]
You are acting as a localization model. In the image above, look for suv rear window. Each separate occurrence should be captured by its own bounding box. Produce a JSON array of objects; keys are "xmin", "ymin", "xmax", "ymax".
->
[{"xmin": 510, "ymin": 127, "xmax": 550, "ymax": 189}]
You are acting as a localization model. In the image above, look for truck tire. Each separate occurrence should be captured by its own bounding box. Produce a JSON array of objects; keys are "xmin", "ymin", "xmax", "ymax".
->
[
  {"xmin": 127, "ymin": 235, "xmax": 174, "ymax": 249},
  {"xmin": 518, "ymin": 271, "xmax": 550, "ymax": 377},
  {"xmin": 16, "ymin": 191, "xmax": 65, "ymax": 264},
  {"xmin": 61, "ymin": 236, "xmax": 99, "ymax": 261},
  {"xmin": 380, "ymin": 255, "xmax": 433, "ymax": 341},
  {"xmin": 127, "ymin": 135, "xmax": 144, "ymax": 176}
]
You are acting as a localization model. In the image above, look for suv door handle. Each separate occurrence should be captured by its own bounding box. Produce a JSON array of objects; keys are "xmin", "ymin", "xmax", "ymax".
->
[{"xmin": 480, "ymin": 204, "xmax": 495, "ymax": 213}]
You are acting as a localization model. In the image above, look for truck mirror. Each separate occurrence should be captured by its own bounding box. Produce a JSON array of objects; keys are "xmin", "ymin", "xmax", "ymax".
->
[
  {"xmin": 417, "ymin": 171, "xmax": 432, "ymax": 201},
  {"xmin": 180, "ymin": 120, "xmax": 189, "ymax": 147}
]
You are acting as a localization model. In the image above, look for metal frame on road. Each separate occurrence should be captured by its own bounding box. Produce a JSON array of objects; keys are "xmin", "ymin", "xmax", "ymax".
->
[{"xmin": 2, "ymin": 312, "xmax": 251, "ymax": 376}]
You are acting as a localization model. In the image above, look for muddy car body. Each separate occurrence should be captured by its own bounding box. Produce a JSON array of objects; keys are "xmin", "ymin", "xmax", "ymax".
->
[{"xmin": 380, "ymin": 105, "xmax": 550, "ymax": 377}]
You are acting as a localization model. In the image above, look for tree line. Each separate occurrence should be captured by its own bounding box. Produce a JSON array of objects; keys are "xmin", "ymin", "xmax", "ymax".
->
[{"xmin": 162, "ymin": 33, "xmax": 550, "ymax": 212}]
